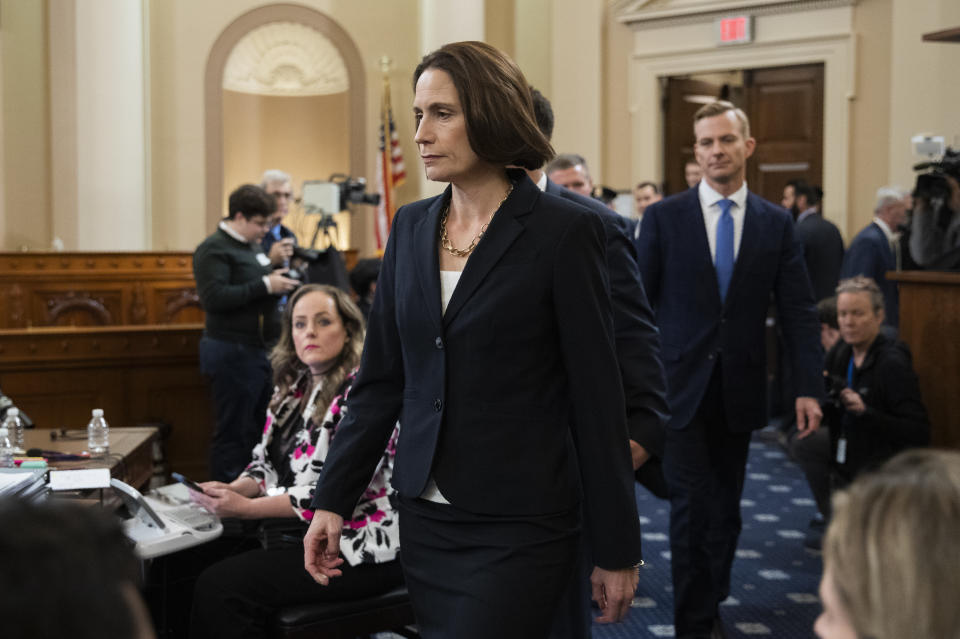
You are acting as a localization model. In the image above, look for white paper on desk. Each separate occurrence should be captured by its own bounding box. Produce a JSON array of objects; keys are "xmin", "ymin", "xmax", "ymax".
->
[{"xmin": 49, "ymin": 468, "xmax": 111, "ymax": 491}]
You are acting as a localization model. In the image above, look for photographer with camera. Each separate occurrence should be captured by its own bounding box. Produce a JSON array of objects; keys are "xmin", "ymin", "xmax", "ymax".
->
[
  {"xmin": 194, "ymin": 184, "xmax": 300, "ymax": 482},
  {"xmin": 822, "ymin": 276, "xmax": 930, "ymax": 491},
  {"xmin": 909, "ymin": 149, "xmax": 960, "ymax": 269}
]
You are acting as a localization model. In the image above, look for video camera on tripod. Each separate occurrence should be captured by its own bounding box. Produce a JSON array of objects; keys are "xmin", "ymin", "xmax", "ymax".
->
[
  {"xmin": 301, "ymin": 175, "xmax": 380, "ymax": 248},
  {"xmin": 293, "ymin": 175, "xmax": 381, "ymax": 291}
]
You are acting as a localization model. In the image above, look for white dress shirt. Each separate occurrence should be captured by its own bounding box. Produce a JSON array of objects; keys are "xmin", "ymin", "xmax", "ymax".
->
[
  {"xmin": 535, "ymin": 171, "xmax": 548, "ymax": 192},
  {"xmin": 873, "ymin": 216, "xmax": 898, "ymax": 244},
  {"xmin": 698, "ymin": 180, "xmax": 748, "ymax": 261}
]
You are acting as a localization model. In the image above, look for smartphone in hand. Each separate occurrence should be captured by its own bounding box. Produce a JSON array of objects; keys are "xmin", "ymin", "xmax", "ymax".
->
[{"xmin": 171, "ymin": 472, "xmax": 206, "ymax": 494}]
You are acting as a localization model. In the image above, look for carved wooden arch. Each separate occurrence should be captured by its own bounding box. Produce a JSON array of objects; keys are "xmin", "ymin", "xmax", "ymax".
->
[
  {"xmin": 46, "ymin": 292, "xmax": 113, "ymax": 325},
  {"xmin": 164, "ymin": 288, "xmax": 202, "ymax": 322},
  {"xmin": 204, "ymin": 4, "xmax": 367, "ymax": 229}
]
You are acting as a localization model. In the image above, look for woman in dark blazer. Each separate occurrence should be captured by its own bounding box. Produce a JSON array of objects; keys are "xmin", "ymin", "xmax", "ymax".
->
[{"xmin": 303, "ymin": 41, "xmax": 641, "ymax": 638}]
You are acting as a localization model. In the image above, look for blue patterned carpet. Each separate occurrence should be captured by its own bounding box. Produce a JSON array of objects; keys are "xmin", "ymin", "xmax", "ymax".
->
[{"xmin": 594, "ymin": 431, "xmax": 823, "ymax": 639}]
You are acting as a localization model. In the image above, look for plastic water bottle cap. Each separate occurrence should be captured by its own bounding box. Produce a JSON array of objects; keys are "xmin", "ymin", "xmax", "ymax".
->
[
  {"xmin": 7, "ymin": 408, "xmax": 18, "ymax": 417},
  {"xmin": 92, "ymin": 408, "xmax": 104, "ymax": 418}
]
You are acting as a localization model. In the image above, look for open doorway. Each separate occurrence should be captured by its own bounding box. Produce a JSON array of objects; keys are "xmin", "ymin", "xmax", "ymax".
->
[{"xmin": 663, "ymin": 63, "xmax": 824, "ymax": 206}]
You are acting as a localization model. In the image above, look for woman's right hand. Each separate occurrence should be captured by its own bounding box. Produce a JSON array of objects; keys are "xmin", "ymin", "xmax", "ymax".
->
[
  {"xmin": 196, "ymin": 481, "xmax": 231, "ymax": 493},
  {"xmin": 303, "ymin": 510, "xmax": 345, "ymax": 585}
]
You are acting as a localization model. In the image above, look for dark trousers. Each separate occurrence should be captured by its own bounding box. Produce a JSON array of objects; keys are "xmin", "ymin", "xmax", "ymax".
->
[
  {"xmin": 198, "ymin": 337, "xmax": 273, "ymax": 481},
  {"xmin": 547, "ymin": 457, "xmax": 667, "ymax": 639},
  {"xmin": 788, "ymin": 424, "xmax": 833, "ymax": 520},
  {"xmin": 548, "ymin": 522, "xmax": 593, "ymax": 639},
  {"xmin": 663, "ymin": 366, "xmax": 752, "ymax": 639},
  {"xmin": 398, "ymin": 495, "xmax": 579, "ymax": 639},
  {"xmin": 190, "ymin": 545, "xmax": 403, "ymax": 639}
]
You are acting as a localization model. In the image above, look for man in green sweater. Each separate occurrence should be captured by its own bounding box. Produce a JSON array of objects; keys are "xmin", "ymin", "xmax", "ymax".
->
[{"xmin": 193, "ymin": 184, "xmax": 300, "ymax": 481}]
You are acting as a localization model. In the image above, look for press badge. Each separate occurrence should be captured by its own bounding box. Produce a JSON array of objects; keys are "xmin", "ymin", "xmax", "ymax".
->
[{"xmin": 836, "ymin": 437, "xmax": 847, "ymax": 464}]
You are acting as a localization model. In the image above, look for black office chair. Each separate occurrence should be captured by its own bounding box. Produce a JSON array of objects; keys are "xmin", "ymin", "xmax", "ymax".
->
[{"xmin": 269, "ymin": 584, "xmax": 419, "ymax": 639}]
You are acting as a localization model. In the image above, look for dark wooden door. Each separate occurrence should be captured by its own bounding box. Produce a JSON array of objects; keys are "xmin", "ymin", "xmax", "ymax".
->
[
  {"xmin": 744, "ymin": 64, "xmax": 824, "ymax": 206},
  {"xmin": 662, "ymin": 64, "xmax": 824, "ymax": 205},
  {"xmin": 662, "ymin": 78, "xmax": 724, "ymax": 196}
]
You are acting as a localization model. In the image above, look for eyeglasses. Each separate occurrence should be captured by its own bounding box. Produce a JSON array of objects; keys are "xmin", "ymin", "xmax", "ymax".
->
[{"xmin": 271, "ymin": 191, "xmax": 293, "ymax": 199}]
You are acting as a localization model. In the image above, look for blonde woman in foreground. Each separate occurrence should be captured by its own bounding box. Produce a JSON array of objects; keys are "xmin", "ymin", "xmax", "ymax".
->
[{"xmin": 815, "ymin": 448, "xmax": 960, "ymax": 639}]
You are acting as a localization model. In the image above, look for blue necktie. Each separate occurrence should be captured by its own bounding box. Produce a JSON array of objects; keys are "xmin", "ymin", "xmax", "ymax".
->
[{"xmin": 715, "ymin": 199, "xmax": 734, "ymax": 302}]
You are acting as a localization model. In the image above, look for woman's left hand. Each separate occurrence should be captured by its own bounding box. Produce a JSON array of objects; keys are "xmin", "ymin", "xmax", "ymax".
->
[
  {"xmin": 191, "ymin": 485, "xmax": 252, "ymax": 518},
  {"xmin": 590, "ymin": 564, "xmax": 640, "ymax": 623}
]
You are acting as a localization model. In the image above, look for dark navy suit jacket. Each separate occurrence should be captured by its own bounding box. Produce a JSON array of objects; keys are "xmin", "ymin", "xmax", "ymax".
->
[
  {"xmin": 840, "ymin": 222, "xmax": 898, "ymax": 328},
  {"xmin": 544, "ymin": 179, "xmax": 669, "ymax": 456},
  {"xmin": 636, "ymin": 187, "xmax": 823, "ymax": 432},
  {"xmin": 795, "ymin": 212, "xmax": 844, "ymax": 302},
  {"xmin": 312, "ymin": 171, "xmax": 642, "ymax": 568}
]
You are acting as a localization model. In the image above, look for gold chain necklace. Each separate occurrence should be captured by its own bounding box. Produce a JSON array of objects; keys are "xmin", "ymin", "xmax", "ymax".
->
[{"xmin": 440, "ymin": 183, "xmax": 514, "ymax": 258}]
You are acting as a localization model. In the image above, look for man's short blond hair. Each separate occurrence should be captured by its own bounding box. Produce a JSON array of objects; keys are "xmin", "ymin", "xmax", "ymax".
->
[{"xmin": 693, "ymin": 101, "xmax": 751, "ymax": 139}]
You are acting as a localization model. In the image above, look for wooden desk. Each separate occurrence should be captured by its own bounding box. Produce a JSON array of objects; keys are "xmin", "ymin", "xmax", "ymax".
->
[{"xmin": 24, "ymin": 427, "xmax": 158, "ymax": 490}]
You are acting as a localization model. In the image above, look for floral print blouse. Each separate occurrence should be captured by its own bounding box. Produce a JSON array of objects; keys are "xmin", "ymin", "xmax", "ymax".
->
[{"xmin": 241, "ymin": 371, "xmax": 400, "ymax": 566}]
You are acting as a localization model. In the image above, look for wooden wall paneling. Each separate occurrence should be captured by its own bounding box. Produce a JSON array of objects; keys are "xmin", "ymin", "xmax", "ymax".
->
[
  {"xmin": 125, "ymin": 364, "xmax": 213, "ymax": 479},
  {"xmin": 1, "ymin": 369, "xmax": 127, "ymax": 431},
  {"xmin": 888, "ymin": 271, "xmax": 960, "ymax": 450},
  {"xmin": 31, "ymin": 285, "xmax": 122, "ymax": 326},
  {"xmin": 0, "ymin": 252, "xmax": 202, "ymax": 328},
  {"xmin": 0, "ymin": 324, "xmax": 214, "ymax": 477},
  {"xmin": 152, "ymin": 284, "xmax": 205, "ymax": 324}
]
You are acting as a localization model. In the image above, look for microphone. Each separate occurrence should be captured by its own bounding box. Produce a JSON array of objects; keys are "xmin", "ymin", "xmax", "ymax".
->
[{"xmin": 26, "ymin": 448, "xmax": 91, "ymax": 461}]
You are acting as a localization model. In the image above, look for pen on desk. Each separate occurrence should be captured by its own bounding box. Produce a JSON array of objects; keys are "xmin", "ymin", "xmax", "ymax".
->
[{"xmin": 26, "ymin": 448, "xmax": 91, "ymax": 461}]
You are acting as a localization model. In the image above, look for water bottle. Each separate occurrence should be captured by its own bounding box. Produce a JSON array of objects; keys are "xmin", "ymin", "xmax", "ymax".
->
[
  {"xmin": 0, "ymin": 426, "xmax": 14, "ymax": 468},
  {"xmin": 87, "ymin": 408, "xmax": 110, "ymax": 455},
  {"xmin": 2, "ymin": 407, "xmax": 25, "ymax": 454}
]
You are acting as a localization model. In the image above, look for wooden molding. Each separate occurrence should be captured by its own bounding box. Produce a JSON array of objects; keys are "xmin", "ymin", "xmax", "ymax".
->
[
  {"xmin": 0, "ymin": 251, "xmax": 200, "ymax": 328},
  {"xmin": 0, "ymin": 324, "xmax": 205, "ymax": 368},
  {"xmin": 922, "ymin": 27, "xmax": 960, "ymax": 43}
]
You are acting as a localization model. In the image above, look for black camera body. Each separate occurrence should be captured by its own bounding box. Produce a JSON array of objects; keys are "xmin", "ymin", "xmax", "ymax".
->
[
  {"xmin": 913, "ymin": 147, "xmax": 960, "ymax": 202},
  {"xmin": 339, "ymin": 177, "xmax": 381, "ymax": 208},
  {"xmin": 292, "ymin": 246, "xmax": 321, "ymax": 263},
  {"xmin": 823, "ymin": 373, "xmax": 847, "ymax": 409}
]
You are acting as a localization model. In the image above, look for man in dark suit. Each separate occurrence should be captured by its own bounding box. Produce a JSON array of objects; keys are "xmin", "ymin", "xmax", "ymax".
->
[
  {"xmin": 840, "ymin": 186, "xmax": 907, "ymax": 329},
  {"xmin": 530, "ymin": 88, "xmax": 670, "ymax": 638},
  {"xmin": 790, "ymin": 182, "xmax": 844, "ymax": 301},
  {"xmin": 636, "ymin": 101, "xmax": 823, "ymax": 639}
]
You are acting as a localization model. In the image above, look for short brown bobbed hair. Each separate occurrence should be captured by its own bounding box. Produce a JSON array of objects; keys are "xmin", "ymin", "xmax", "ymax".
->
[
  {"xmin": 413, "ymin": 41, "xmax": 553, "ymax": 170},
  {"xmin": 824, "ymin": 449, "xmax": 960, "ymax": 639}
]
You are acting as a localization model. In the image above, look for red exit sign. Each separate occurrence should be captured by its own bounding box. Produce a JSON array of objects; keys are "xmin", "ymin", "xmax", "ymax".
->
[{"xmin": 715, "ymin": 15, "xmax": 754, "ymax": 46}]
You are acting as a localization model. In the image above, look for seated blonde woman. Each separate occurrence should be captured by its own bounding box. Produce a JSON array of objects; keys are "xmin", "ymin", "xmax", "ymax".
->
[
  {"xmin": 815, "ymin": 448, "xmax": 960, "ymax": 639},
  {"xmin": 171, "ymin": 284, "xmax": 400, "ymax": 638}
]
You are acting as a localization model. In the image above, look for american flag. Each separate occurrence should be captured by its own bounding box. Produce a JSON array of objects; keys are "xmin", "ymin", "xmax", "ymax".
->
[{"xmin": 375, "ymin": 78, "xmax": 406, "ymax": 251}]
